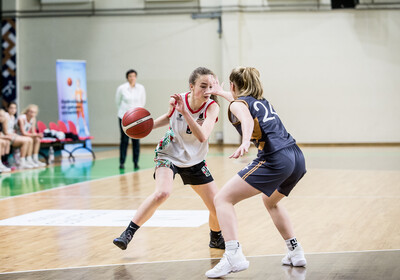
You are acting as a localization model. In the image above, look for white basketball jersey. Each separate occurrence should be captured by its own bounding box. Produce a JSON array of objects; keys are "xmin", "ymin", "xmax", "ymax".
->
[
  {"xmin": 15, "ymin": 114, "xmax": 33, "ymax": 135},
  {"xmin": 155, "ymin": 92, "xmax": 217, "ymax": 168}
]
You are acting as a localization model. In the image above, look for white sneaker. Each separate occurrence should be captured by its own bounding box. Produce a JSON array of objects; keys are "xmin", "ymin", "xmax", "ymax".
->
[
  {"xmin": 19, "ymin": 161, "xmax": 34, "ymax": 169},
  {"xmin": 34, "ymin": 160, "xmax": 46, "ymax": 167},
  {"xmin": 205, "ymin": 245, "xmax": 249, "ymax": 278},
  {"xmin": 0, "ymin": 164, "xmax": 11, "ymax": 173},
  {"xmin": 27, "ymin": 158, "xmax": 39, "ymax": 168},
  {"xmin": 282, "ymin": 244, "xmax": 307, "ymax": 267}
]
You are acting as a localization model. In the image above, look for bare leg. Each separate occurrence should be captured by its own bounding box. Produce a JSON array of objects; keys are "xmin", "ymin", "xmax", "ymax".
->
[
  {"xmin": 0, "ymin": 140, "xmax": 5, "ymax": 156},
  {"xmin": 32, "ymin": 137, "xmax": 41, "ymax": 155},
  {"xmin": 113, "ymin": 167, "xmax": 175, "ymax": 250},
  {"xmin": 2, "ymin": 139, "xmax": 9, "ymax": 155},
  {"xmin": 205, "ymin": 175, "xmax": 256, "ymax": 278},
  {"xmin": 214, "ymin": 175, "xmax": 260, "ymax": 241},
  {"xmin": 262, "ymin": 190, "xmax": 295, "ymax": 240},
  {"xmin": 191, "ymin": 181, "xmax": 220, "ymax": 231},
  {"xmin": 4, "ymin": 140, "xmax": 10, "ymax": 154},
  {"xmin": 26, "ymin": 137, "xmax": 33, "ymax": 156},
  {"xmin": 263, "ymin": 190, "xmax": 306, "ymax": 267},
  {"xmin": 12, "ymin": 136, "xmax": 29, "ymax": 157},
  {"xmin": 132, "ymin": 167, "xmax": 174, "ymax": 226}
]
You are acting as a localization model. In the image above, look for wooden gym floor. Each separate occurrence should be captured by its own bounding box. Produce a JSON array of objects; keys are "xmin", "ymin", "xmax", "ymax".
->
[{"xmin": 0, "ymin": 145, "xmax": 399, "ymax": 279}]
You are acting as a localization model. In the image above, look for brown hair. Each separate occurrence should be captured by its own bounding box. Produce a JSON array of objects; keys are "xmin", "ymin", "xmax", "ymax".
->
[{"xmin": 189, "ymin": 67, "xmax": 219, "ymax": 104}]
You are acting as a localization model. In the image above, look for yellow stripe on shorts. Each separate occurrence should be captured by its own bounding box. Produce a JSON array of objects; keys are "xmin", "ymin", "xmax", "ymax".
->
[{"xmin": 241, "ymin": 160, "xmax": 266, "ymax": 180}]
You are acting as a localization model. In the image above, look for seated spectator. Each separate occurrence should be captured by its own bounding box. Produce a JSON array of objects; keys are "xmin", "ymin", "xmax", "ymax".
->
[
  {"xmin": 15, "ymin": 104, "xmax": 46, "ymax": 167},
  {"xmin": 0, "ymin": 110, "xmax": 12, "ymax": 172},
  {"xmin": 2, "ymin": 103, "xmax": 36, "ymax": 169}
]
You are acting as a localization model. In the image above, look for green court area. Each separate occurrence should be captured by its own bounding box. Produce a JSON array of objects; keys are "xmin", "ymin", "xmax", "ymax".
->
[
  {"xmin": 0, "ymin": 148, "xmax": 243, "ymax": 199},
  {"xmin": 1, "ymin": 146, "xmax": 399, "ymax": 199},
  {"xmin": 0, "ymin": 153, "xmax": 156, "ymax": 199}
]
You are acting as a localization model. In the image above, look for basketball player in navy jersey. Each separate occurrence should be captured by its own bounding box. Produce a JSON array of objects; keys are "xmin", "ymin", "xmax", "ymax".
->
[{"xmin": 205, "ymin": 67, "xmax": 307, "ymax": 278}]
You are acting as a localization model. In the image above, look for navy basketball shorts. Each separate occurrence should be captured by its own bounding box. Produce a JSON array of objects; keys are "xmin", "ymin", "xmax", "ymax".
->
[
  {"xmin": 154, "ymin": 159, "xmax": 214, "ymax": 186},
  {"xmin": 237, "ymin": 144, "xmax": 306, "ymax": 197}
]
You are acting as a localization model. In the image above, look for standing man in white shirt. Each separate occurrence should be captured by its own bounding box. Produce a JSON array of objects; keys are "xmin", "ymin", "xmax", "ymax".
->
[{"xmin": 116, "ymin": 69, "xmax": 146, "ymax": 170}]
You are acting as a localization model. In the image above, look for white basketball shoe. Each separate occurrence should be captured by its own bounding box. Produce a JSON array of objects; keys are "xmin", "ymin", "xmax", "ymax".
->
[
  {"xmin": 27, "ymin": 157, "xmax": 39, "ymax": 168},
  {"xmin": 0, "ymin": 163, "xmax": 11, "ymax": 173},
  {"xmin": 205, "ymin": 244, "xmax": 249, "ymax": 278},
  {"xmin": 282, "ymin": 244, "xmax": 307, "ymax": 267},
  {"xmin": 19, "ymin": 158, "xmax": 34, "ymax": 169},
  {"xmin": 34, "ymin": 160, "xmax": 46, "ymax": 167}
]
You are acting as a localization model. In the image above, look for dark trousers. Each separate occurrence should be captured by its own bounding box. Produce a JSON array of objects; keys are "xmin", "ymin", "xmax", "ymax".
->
[{"xmin": 119, "ymin": 118, "xmax": 140, "ymax": 166}]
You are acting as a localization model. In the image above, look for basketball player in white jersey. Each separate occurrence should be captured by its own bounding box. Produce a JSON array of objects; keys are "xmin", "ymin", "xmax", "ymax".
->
[{"xmin": 113, "ymin": 67, "xmax": 225, "ymax": 250}]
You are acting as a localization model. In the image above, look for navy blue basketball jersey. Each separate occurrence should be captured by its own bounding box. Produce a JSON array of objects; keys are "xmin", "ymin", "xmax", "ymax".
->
[{"xmin": 228, "ymin": 96, "xmax": 295, "ymax": 156}]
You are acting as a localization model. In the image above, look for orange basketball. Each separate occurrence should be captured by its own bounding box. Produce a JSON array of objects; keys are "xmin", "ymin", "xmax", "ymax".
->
[
  {"xmin": 67, "ymin": 78, "xmax": 72, "ymax": 86},
  {"xmin": 122, "ymin": 107, "xmax": 153, "ymax": 139}
]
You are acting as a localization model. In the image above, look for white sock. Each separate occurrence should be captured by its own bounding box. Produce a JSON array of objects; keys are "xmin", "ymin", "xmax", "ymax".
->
[
  {"xmin": 27, "ymin": 156, "xmax": 33, "ymax": 162},
  {"xmin": 20, "ymin": 158, "xmax": 26, "ymax": 164},
  {"xmin": 225, "ymin": 240, "xmax": 240, "ymax": 254},
  {"xmin": 285, "ymin": 237, "xmax": 298, "ymax": 251}
]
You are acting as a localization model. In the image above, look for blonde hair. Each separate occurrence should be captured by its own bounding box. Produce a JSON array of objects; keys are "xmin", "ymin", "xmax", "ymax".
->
[
  {"xmin": 229, "ymin": 67, "xmax": 264, "ymax": 100},
  {"xmin": 22, "ymin": 104, "xmax": 39, "ymax": 115}
]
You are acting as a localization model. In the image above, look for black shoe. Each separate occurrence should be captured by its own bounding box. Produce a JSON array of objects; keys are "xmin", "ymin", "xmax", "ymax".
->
[
  {"xmin": 119, "ymin": 164, "xmax": 125, "ymax": 169},
  {"xmin": 134, "ymin": 164, "xmax": 139, "ymax": 170},
  {"xmin": 113, "ymin": 230, "xmax": 132, "ymax": 250},
  {"xmin": 209, "ymin": 231, "xmax": 225, "ymax": 249}
]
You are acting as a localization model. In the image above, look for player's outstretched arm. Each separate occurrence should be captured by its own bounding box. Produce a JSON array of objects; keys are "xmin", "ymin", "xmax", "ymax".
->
[
  {"xmin": 229, "ymin": 101, "xmax": 253, "ymax": 159},
  {"xmin": 152, "ymin": 98, "xmax": 175, "ymax": 129},
  {"xmin": 209, "ymin": 77, "xmax": 235, "ymax": 102}
]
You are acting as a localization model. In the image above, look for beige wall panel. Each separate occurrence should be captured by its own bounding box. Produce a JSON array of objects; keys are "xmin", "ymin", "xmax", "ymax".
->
[{"xmin": 15, "ymin": 7, "xmax": 400, "ymax": 144}]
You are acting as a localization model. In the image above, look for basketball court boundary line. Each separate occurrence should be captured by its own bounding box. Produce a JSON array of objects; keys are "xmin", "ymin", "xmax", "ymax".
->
[
  {"xmin": 3, "ymin": 194, "xmax": 400, "ymax": 199},
  {"xmin": 0, "ymin": 195, "xmax": 215, "ymax": 199},
  {"xmin": 1, "ymin": 248, "xmax": 399, "ymax": 275},
  {"xmin": 0, "ymin": 167, "xmax": 153, "ymax": 202}
]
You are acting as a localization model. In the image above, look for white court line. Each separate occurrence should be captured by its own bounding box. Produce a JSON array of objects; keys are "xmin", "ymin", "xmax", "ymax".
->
[
  {"xmin": 0, "ymin": 167, "xmax": 153, "ymax": 202},
  {"xmin": 1, "ymin": 249, "xmax": 399, "ymax": 275},
  {"xmin": 0, "ymin": 209, "xmax": 209, "ymax": 227},
  {"xmin": 7, "ymin": 194, "xmax": 400, "ymax": 199},
  {"xmin": 4, "ymin": 195, "xmax": 204, "ymax": 199}
]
